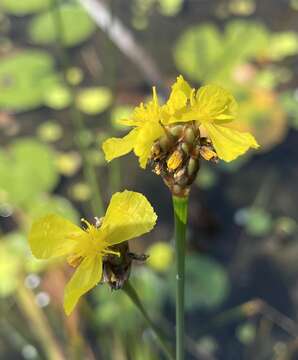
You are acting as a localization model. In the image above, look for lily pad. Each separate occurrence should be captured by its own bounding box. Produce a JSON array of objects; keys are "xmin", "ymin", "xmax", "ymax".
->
[
  {"xmin": 76, "ymin": 87, "xmax": 113, "ymax": 115},
  {"xmin": 174, "ymin": 21, "xmax": 269, "ymax": 84},
  {"xmin": 0, "ymin": 0, "xmax": 52, "ymax": 16},
  {"xmin": 0, "ymin": 138, "xmax": 58, "ymax": 208},
  {"xmin": 28, "ymin": 4, "xmax": 96, "ymax": 47},
  {"xmin": 43, "ymin": 84, "xmax": 72, "ymax": 110},
  {"xmin": 0, "ymin": 50, "xmax": 60, "ymax": 111}
]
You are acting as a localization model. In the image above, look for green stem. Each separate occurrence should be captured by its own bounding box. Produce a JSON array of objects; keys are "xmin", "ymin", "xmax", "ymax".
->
[
  {"xmin": 51, "ymin": 0, "xmax": 104, "ymax": 216},
  {"xmin": 123, "ymin": 281, "xmax": 174, "ymax": 360},
  {"xmin": 172, "ymin": 196, "xmax": 189, "ymax": 360}
]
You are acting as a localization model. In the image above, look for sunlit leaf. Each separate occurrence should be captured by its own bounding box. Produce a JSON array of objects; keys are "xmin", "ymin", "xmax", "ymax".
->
[
  {"xmin": 0, "ymin": 0, "xmax": 52, "ymax": 15},
  {"xmin": 37, "ymin": 121, "xmax": 63, "ymax": 142},
  {"xmin": 28, "ymin": 4, "xmax": 96, "ymax": 47},
  {"xmin": 43, "ymin": 84, "xmax": 72, "ymax": 110},
  {"xmin": 76, "ymin": 87, "xmax": 113, "ymax": 115},
  {"xmin": 266, "ymin": 32, "xmax": 298, "ymax": 61},
  {"xmin": 55, "ymin": 151, "xmax": 81, "ymax": 176},
  {"xmin": 174, "ymin": 21, "xmax": 269, "ymax": 84},
  {"xmin": 159, "ymin": 0, "xmax": 183, "ymax": 16},
  {"xmin": 245, "ymin": 207, "xmax": 273, "ymax": 236},
  {"xmin": 110, "ymin": 105, "xmax": 133, "ymax": 130},
  {"xmin": 0, "ymin": 50, "xmax": 60, "ymax": 111},
  {"xmin": 0, "ymin": 139, "xmax": 58, "ymax": 207}
]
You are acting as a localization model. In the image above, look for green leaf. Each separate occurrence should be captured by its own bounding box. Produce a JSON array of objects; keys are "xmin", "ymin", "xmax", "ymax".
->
[
  {"xmin": 76, "ymin": 87, "xmax": 113, "ymax": 115},
  {"xmin": 267, "ymin": 32, "xmax": 298, "ymax": 61},
  {"xmin": 0, "ymin": 139, "xmax": 59, "ymax": 208},
  {"xmin": 174, "ymin": 20, "xmax": 269, "ymax": 84},
  {"xmin": 169, "ymin": 255, "xmax": 229, "ymax": 310},
  {"xmin": 0, "ymin": 0, "xmax": 52, "ymax": 15},
  {"xmin": 245, "ymin": 207, "xmax": 273, "ymax": 236},
  {"xmin": 43, "ymin": 84, "xmax": 72, "ymax": 110},
  {"xmin": 0, "ymin": 50, "xmax": 60, "ymax": 111},
  {"xmin": 28, "ymin": 4, "xmax": 96, "ymax": 47}
]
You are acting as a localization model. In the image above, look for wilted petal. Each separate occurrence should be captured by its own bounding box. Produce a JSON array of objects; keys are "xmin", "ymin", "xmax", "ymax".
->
[
  {"xmin": 64, "ymin": 255, "xmax": 102, "ymax": 315},
  {"xmin": 101, "ymin": 190, "xmax": 157, "ymax": 245},
  {"xmin": 203, "ymin": 122, "xmax": 259, "ymax": 162},
  {"xmin": 29, "ymin": 214, "xmax": 82, "ymax": 259},
  {"xmin": 102, "ymin": 128, "xmax": 139, "ymax": 162}
]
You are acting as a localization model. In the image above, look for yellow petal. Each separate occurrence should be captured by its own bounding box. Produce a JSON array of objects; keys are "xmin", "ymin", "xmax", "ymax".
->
[
  {"xmin": 29, "ymin": 214, "xmax": 82, "ymax": 259},
  {"xmin": 196, "ymin": 84, "xmax": 237, "ymax": 122},
  {"xmin": 168, "ymin": 75, "xmax": 192, "ymax": 111},
  {"xmin": 134, "ymin": 122, "xmax": 164, "ymax": 168},
  {"xmin": 64, "ymin": 255, "xmax": 102, "ymax": 316},
  {"xmin": 101, "ymin": 190, "xmax": 157, "ymax": 245},
  {"xmin": 102, "ymin": 128, "xmax": 139, "ymax": 162},
  {"xmin": 203, "ymin": 122, "xmax": 259, "ymax": 162}
]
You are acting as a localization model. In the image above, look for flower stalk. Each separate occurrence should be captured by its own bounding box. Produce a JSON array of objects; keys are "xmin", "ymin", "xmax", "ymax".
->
[
  {"xmin": 172, "ymin": 196, "xmax": 189, "ymax": 360},
  {"xmin": 123, "ymin": 281, "xmax": 175, "ymax": 360}
]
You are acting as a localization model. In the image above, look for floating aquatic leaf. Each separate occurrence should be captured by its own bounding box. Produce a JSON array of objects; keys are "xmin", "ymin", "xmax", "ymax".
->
[
  {"xmin": 147, "ymin": 242, "xmax": 174, "ymax": 272},
  {"xmin": 159, "ymin": 0, "xmax": 183, "ymax": 16},
  {"xmin": 266, "ymin": 32, "xmax": 298, "ymax": 61},
  {"xmin": 69, "ymin": 182, "xmax": 91, "ymax": 202},
  {"xmin": 236, "ymin": 323, "xmax": 256, "ymax": 345},
  {"xmin": 245, "ymin": 207, "xmax": 273, "ymax": 236},
  {"xmin": 169, "ymin": 255, "xmax": 229, "ymax": 310},
  {"xmin": 43, "ymin": 84, "xmax": 72, "ymax": 110},
  {"xmin": 55, "ymin": 151, "xmax": 81, "ymax": 176},
  {"xmin": 37, "ymin": 120, "xmax": 63, "ymax": 142},
  {"xmin": 28, "ymin": 4, "xmax": 96, "ymax": 47},
  {"xmin": 174, "ymin": 21, "xmax": 268, "ymax": 84},
  {"xmin": 0, "ymin": 241, "xmax": 20, "ymax": 297},
  {"xmin": 110, "ymin": 105, "xmax": 133, "ymax": 130},
  {"xmin": 0, "ymin": 139, "xmax": 58, "ymax": 208},
  {"xmin": 0, "ymin": 0, "xmax": 52, "ymax": 15},
  {"xmin": 76, "ymin": 87, "xmax": 113, "ymax": 115},
  {"xmin": 0, "ymin": 50, "xmax": 60, "ymax": 111},
  {"xmin": 66, "ymin": 67, "xmax": 84, "ymax": 85}
]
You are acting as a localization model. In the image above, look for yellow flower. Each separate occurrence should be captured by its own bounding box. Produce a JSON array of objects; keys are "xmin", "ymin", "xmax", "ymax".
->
[
  {"xmin": 167, "ymin": 82, "xmax": 259, "ymax": 162},
  {"xmin": 102, "ymin": 88, "xmax": 164, "ymax": 168},
  {"xmin": 29, "ymin": 191, "xmax": 157, "ymax": 315}
]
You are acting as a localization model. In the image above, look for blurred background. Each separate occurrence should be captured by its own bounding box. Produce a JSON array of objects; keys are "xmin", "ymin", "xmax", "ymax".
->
[{"xmin": 1, "ymin": 0, "xmax": 298, "ymax": 359}]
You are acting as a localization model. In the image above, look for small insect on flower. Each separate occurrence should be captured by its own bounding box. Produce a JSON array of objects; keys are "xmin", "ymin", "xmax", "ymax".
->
[{"xmin": 28, "ymin": 191, "xmax": 157, "ymax": 315}]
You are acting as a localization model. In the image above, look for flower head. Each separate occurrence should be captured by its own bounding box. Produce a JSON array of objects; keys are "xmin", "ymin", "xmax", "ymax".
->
[
  {"xmin": 102, "ymin": 88, "xmax": 164, "ymax": 169},
  {"xmin": 166, "ymin": 82, "xmax": 259, "ymax": 162},
  {"xmin": 29, "ymin": 191, "xmax": 157, "ymax": 315}
]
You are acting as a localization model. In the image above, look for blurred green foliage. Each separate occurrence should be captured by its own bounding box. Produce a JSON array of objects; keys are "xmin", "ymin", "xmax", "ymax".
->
[{"xmin": 28, "ymin": 4, "xmax": 96, "ymax": 47}]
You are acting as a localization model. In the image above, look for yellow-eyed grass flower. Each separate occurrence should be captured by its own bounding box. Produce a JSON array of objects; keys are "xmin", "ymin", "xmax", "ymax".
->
[
  {"xmin": 28, "ymin": 191, "xmax": 157, "ymax": 315},
  {"xmin": 102, "ymin": 76, "xmax": 259, "ymax": 197}
]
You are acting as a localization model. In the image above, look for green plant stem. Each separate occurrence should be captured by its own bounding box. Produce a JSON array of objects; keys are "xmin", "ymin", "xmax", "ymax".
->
[
  {"xmin": 51, "ymin": 0, "xmax": 103, "ymax": 216},
  {"xmin": 123, "ymin": 281, "xmax": 175, "ymax": 360},
  {"xmin": 172, "ymin": 196, "xmax": 189, "ymax": 360}
]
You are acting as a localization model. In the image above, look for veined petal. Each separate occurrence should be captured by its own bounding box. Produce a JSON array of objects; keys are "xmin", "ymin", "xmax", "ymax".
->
[
  {"xmin": 203, "ymin": 122, "xmax": 259, "ymax": 162},
  {"xmin": 134, "ymin": 121, "xmax": 164, "ymax": 168},
  {"xmin": 101, "ymin": 190, "xmax": 157, "ymax": 246},
  {"xmin": 64, "ymin": 255, "xmax": 102, "ymax": 315},
  {"xmin": 168, "ymin": 76, "xmax": 192, "ymax": 111},
  {"xmin": 196, "ymin": 84, "xmax": 237, "ymax": 122},
  {"xmin": 102, "ymin": 128, "xmax": 139, "ymax": 162},
  {"xmin": 29, "ymin": 214, "xmax": 82, "ymax": 259}
]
